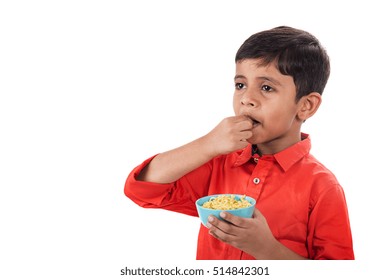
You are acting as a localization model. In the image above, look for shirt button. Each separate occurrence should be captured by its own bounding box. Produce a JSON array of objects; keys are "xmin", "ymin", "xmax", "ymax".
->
[{"xmin": 253, "ymin": 178, "xmax": 261, "ymax": 184}]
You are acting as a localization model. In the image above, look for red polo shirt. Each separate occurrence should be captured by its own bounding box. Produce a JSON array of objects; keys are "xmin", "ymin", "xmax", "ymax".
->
[{"xmin": 124, "ymin": 134, "xmax": 354, "ymax": 260}]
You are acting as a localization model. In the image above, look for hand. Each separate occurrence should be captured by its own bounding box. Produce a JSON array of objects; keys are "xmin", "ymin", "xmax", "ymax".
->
[
  {"xmin": 207, "ymin": 208, "xmax": 278, "ymax": 259},
  {"xmin": 204, "ymin": 116, "xmax": 253, "ymax": 156}
]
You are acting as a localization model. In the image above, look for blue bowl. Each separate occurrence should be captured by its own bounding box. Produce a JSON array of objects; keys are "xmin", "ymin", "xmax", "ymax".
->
[{"xmin": 195, "ymin": 194, "xmax": 256, "ymax": 227}]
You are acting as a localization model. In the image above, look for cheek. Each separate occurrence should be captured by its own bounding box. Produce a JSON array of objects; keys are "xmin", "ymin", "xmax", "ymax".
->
[
  {"xmin": 264, "ymin": 106, "xmax": 295, "ymax": 124},
  {"xmin": 232, "ymin": 95, "xmax": 241, "ymax": 115}
]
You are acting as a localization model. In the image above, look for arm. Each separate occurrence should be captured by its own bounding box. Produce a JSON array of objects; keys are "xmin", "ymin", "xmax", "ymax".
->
[{"xmin": 137, "ymin": 115, "xmax": 253, "ymax": 183}]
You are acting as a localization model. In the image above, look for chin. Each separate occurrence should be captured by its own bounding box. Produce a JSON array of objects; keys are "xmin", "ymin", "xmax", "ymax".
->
[
  {"xmin": 246, "ymin": 134, "xmax": 269, "ymax": 147},
  {"xmin": 246, "ymin": 138, "xmax": 258, "ymax": 145}
]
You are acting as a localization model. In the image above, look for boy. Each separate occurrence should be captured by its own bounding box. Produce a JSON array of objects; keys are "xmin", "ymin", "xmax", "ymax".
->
[{"xmin": 124, "ymin": 26, "xmax": 354, "ymax": 260}]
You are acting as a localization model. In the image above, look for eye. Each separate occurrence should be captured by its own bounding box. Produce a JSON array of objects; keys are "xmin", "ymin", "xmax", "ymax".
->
[
  {"xmin": 235, "ymin": 83, "xmax": 245, "ymax": 90},
  {"xmin": 261, "ymin": 85, "xmax": 273, "ymax": 92}
]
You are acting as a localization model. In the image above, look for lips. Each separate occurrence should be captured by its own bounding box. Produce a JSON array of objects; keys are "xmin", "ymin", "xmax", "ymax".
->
[{"xmin": 246, "ymin": 115, "xmax": 261, "ymax": 127}]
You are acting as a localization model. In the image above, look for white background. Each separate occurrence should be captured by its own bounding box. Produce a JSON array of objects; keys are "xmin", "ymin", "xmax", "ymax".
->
[{"xmin": 1, "ymin": 0, "xmax": 389, "ymax": 279}]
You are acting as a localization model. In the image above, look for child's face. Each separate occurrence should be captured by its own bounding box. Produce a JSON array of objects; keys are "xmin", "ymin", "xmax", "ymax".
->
[{"xmin": 233, "ymin": 59, "xmax": 303, "ymax": 154}]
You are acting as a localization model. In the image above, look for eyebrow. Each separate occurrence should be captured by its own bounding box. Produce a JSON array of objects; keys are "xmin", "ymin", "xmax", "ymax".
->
[{"xmin": 234, "ymin": 75, "xmax": 282, "ymax": 86}]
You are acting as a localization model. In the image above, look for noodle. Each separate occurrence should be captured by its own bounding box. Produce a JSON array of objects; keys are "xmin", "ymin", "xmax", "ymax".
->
[{"xmin": 202, "ymin": 195, "xmax": 252, "ymax": 210}]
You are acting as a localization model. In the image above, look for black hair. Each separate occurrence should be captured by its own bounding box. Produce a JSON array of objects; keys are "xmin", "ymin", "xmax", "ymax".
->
[{"xmin": 235, "ymin": 26, "xmax": 330, "ymax": 101}]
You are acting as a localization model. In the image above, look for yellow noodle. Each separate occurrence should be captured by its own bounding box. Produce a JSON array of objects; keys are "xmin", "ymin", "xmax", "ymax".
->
[{"xmin": 202, "ymin": 195, "xmax": 251, "ymax": 210}]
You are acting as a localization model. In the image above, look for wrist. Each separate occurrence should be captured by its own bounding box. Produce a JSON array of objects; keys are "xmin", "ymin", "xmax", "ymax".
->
[
  {"xmin": 197, "ymin": 135, "xmax": 221, "ymax": 158},
  {"xmin": 253, "ymin": 237, "xmax": 279, "ymax": 260},
  {"xmin": 254, "ymin": 238, "xmax": 307, "ymax": 260}
]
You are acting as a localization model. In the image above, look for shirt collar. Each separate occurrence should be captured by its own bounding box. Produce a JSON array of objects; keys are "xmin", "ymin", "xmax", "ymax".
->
[{"xmin": 233, "ymin": 133, "xmax": 311, "ymax": 172}]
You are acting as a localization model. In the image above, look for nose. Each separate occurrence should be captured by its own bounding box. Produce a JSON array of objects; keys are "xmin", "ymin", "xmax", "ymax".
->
[{"xmin": 240, "ymin": 90, "xmax": 258, "ymax": 107}]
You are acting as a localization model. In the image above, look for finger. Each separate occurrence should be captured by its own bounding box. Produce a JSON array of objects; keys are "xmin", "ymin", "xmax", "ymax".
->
[
  {"xmin": 240, "ymin": 130, "xmax": 253, "ymax": 140},
  {"xmin": 207, "ymin": 218, "xmax": 236, "ymax": 243},
  {"xmin": 237, "ymin": 139, "xmax": 250, "ymax": 150},
  {"xmin": 236, "ymin": 119, "xmax": 253, "ymax": 131},
  {"xmin": 220, "ymin": 211, "xmax": 250, "ymax": 228},
  {"xmin": 208, "ymin": 227, "xmax": 232, "ymax": 243},
  {"xmin": 208, "ymin": 229, "xmax": 219, "ymax": 240},
  {"xmin": 233, "ymin": 115, "xmax": 252, "ymax": 123},
  {"xmin": 207, "ymin": 215, "xmax": 238, "ymax": 236}
]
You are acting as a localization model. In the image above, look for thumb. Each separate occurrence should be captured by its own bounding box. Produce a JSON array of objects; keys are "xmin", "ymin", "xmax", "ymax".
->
[
  {"xmin": 253, "ymin": 207, "xmax": 263, "ymax": 219},
  {"xmin": 253, "ymin": 208, "xmax": 269, "ymax": 225}
]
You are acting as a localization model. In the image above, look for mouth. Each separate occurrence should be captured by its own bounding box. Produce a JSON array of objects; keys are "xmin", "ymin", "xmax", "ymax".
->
[{"xmin": 246, "ymin": 115, "xmax": 261, "ymax": 127}]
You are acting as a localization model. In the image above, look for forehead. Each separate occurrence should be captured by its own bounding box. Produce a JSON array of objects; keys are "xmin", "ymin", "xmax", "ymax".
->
[
  {"xmin": 235, "ymin": 58, "xmax": 294, "ymax": 86},
  {"xmin": 236, "ymin": 58, "xmax": 279, "ymax": 76}
]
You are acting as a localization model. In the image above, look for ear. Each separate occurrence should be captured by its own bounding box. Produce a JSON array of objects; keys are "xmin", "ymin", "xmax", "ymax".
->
[{"xmin": 296, "ymin": 92, "xmax": 322, "ymax": 121}]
